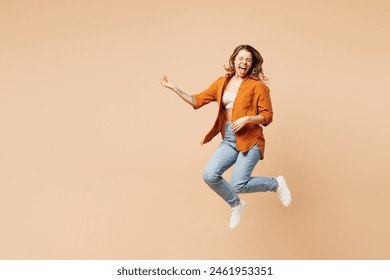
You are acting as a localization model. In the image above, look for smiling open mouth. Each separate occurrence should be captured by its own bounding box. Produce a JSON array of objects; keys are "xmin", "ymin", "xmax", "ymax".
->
[{"xmin": 238, "ymin": 66, "xmax": 246, "ymax": 74}]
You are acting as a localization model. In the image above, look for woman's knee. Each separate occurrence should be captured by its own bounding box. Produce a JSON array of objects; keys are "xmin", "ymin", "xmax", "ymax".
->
[
  {"xmin": 202, "ymin": 168, "xmax": 220, "ymax": 184},
  {"xmin": 232, "ymin": 183, "xmax": 247, "ymax": 193},
  {"xmin": 230, "ymin": 178, "xmax": 248, "ymax": 193}
]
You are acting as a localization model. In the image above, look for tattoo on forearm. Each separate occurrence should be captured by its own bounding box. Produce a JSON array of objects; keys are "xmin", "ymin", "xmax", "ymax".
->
[{"xmin": 175, "ymin": 87, "xmax": 196, "ymax": 105}]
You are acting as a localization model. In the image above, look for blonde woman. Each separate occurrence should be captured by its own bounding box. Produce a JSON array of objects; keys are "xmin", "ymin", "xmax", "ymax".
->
[{"xmin": 161, "ymin": 44, "xmax": 291, "ymax": 229}]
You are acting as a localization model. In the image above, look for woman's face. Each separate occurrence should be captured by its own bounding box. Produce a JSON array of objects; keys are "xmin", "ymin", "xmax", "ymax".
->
[{"xmin": 234, "ymin": 49, "xmax": 253, "ymax": 77}]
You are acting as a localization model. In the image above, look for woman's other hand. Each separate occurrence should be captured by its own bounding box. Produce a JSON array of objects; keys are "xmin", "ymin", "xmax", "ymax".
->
[
  {"xmin": 231, "ymin": 116, "xmax": 249, "ymax": 133},
  {"xmin": 160, "ymin": 75, "xmax": 175, "ymax": 90}
]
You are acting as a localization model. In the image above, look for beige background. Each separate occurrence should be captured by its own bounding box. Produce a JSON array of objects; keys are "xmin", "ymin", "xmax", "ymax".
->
[{"xmin": 1, "ymin": 0, "xmax": 389, "ymax": 259}]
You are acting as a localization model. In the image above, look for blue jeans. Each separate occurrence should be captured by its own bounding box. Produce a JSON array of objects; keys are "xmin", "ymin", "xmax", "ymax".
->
[{"xmin": 203, "ymin": 123, "xmax": 278, "ymax": 207}]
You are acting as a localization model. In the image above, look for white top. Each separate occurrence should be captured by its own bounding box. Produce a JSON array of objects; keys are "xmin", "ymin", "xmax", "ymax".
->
[{"xmin": 222, "ymin": 91, "xmax": 237, "ymax": 110}]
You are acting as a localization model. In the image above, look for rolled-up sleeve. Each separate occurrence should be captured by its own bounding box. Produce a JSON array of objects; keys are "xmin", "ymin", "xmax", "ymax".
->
[
  {"xmin": 192, "ymin": 77, "xmax": 221, "ymax": 110},
  {"xmin": 256, "ymin": 83, "xmax": 273, "ymax": 126}
]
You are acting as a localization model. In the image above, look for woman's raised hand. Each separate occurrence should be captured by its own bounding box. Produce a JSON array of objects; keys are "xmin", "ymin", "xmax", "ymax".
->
[
  {"xmin": 160, "ymin": 75, "xmax": 196, "ymax": 106},
  {"xmin": 160, "ymin": 75, "xmax": 175, "ymax": 90}
]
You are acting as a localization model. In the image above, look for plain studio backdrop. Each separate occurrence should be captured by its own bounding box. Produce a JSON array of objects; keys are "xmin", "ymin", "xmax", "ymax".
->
[{"xmin": 1, "ymin": 0, "xmax": 389, "ymax": 259}]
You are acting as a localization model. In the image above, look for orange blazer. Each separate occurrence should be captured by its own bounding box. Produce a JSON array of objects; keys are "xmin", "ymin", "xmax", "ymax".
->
[{"xmin": 193, "ymin": 75, "xmax": 273, "ymax": 160}]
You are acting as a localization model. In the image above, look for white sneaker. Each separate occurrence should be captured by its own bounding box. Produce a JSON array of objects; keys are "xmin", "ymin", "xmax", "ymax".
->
[
  {"xmin": 229, "ymin": 200, "xmax": 247, "ymax": 229},
  {"xmin": 276, "ymin": 176, "xmax": 292, "ymax": 206}
]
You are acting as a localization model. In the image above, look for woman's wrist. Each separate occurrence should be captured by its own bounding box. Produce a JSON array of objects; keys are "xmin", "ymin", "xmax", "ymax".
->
[{"xmin": 246, "ymin": 115, "xmax": 265, "ymax": 125}]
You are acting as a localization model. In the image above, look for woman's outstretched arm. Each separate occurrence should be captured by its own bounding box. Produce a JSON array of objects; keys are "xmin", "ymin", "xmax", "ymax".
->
[{"xmin": 160, "ymin": 75, "xmax": 196, "ymax": 106}]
